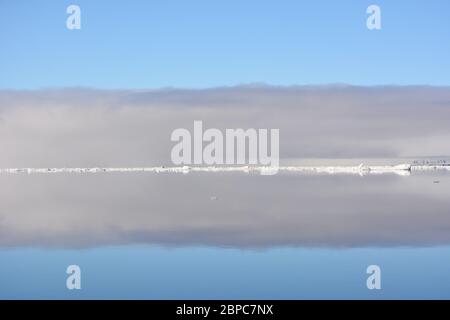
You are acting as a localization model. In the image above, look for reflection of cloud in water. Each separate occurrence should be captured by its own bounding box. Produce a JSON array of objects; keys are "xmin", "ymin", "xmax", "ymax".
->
[{"xmin": 0, "ymin": 172, "xmax": 449, "ymax": 248}]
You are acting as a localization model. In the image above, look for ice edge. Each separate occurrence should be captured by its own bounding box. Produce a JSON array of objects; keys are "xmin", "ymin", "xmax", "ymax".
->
[{"xmin": 0, "ymin": 163, "xmax": 449, "ymax": 176}]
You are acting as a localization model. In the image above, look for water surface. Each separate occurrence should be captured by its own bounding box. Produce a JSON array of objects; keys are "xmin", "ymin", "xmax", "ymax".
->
[{"xmin": 1, "ymin": 170, "xmax": 450, "ymax": 298}]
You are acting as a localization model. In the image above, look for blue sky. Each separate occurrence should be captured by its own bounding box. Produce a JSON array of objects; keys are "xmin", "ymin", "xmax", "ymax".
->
[{"xmin": 1, "ymin": 0, "xmax": 449, "ymax": 89}]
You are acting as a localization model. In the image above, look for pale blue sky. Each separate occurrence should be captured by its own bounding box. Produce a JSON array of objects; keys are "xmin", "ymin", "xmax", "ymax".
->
[{"xmin": 1, "ymin": 0, "xmax": 449, "ymax": 89}]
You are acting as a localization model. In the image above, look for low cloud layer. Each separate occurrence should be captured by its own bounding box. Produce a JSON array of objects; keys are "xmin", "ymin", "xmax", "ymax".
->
[{"xmin": 1, "ymin": 85, "xmax": 450, "ymax": 167}]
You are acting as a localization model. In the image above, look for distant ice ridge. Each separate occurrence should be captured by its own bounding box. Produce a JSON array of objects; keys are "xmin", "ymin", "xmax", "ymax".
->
[{"xmin": 1, "ymin": 163, "xmax": 448, "ymax": 176}]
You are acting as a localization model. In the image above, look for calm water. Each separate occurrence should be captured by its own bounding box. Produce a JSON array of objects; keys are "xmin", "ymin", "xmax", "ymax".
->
[{"xmin": 1, "ymin": 170, "xmax": 450, "ymax": 299}]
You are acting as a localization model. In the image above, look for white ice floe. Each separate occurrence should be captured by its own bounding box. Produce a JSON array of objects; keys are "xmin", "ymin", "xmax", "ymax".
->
[{"xmin": 1, "ymin": 162, "xmax": 448, "ymax": 176}]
